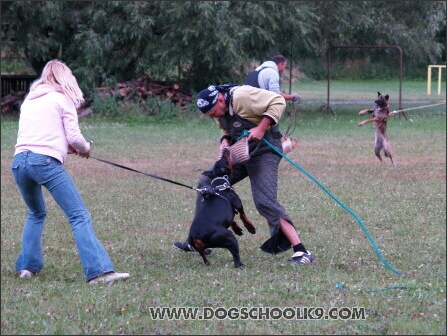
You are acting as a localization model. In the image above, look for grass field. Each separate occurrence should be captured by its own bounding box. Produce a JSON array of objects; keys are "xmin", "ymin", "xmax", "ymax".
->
[{"xmin": 1, "ymin": 80, "xmax": 446, "ymax": 335}]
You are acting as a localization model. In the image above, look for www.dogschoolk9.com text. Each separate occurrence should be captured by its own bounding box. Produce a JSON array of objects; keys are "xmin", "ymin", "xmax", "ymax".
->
[{"xmin": 149, "ymin": 306, "xmax": 366, "ymax": 320}]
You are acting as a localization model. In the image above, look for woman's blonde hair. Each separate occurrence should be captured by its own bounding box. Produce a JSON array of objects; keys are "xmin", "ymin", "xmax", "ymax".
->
[{"xmin": 30, "ymin": 59, "xmax": 85, "ymax": 108}]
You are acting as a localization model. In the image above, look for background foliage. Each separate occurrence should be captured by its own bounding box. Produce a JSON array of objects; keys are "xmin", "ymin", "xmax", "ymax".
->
[{"xmin": 1, "ymin": 1, "xmax": 445, "ymax": 93}]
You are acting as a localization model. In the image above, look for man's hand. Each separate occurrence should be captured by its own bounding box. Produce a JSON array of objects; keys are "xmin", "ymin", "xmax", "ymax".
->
[
  {"xmin": 247, "ymin": 126, "xmax": 265, "ymax": 141},
  {"xmin": 248, "ymin": 118, "xmax": 272, "ymax": 141},
  {"xmin": 291, "ymin": 93, "xmax": 301, "ymax": 102}
]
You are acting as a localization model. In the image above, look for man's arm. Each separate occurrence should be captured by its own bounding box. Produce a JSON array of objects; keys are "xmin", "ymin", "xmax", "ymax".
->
[{"xmin": 248, "ymin": 117, "xmax": 273, "ymax": 141}]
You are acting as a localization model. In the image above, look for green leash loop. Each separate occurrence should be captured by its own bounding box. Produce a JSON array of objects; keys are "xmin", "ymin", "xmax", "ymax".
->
[{"xmin": 238, "ymin": 130, "xmax": 400, "ymax": 275}]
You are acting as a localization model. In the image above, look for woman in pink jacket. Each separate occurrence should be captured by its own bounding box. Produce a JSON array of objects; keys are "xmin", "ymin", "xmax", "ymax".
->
[{"xmin": 11, "ymin": 60, "xmax": 129, "ymax": 284}]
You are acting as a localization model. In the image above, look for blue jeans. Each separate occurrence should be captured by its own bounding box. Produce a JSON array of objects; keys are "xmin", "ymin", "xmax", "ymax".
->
[{"xmin": 11, "ymin": 151, "xmax": 114, "ymax": 281}]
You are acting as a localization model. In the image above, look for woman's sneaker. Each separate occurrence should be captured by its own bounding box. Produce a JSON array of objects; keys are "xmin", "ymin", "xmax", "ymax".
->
[
  {"xmin": 19, "ymin": 270, "xmax": 35, "ymax": 278},
  {"xmin": 173, "ymin": 242, "xmax": 212, "ymax": 255},
  {"xmin": 89, "ymin": 272, "xmax": 130, "ymax": 284},
  {"xmin": 292, "ymin": 251, "xmax": 315, "ymax": 265}
]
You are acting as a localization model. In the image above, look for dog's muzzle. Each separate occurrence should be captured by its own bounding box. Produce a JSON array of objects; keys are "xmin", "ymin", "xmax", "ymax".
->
[{"xmin": 375, "ymin": 98, "xmax": 387, "ymax": 108}]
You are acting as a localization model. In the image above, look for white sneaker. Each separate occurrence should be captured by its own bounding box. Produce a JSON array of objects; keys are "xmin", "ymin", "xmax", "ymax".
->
[
  {"xmin": 89, "ymin": 272, "xmax": 130, "ymax": 284},
  {"xmin": 19, "ymin": 270, "xmax": 35, "ymax": 279},
  {"xmin": 291, "ymin": 251, "xmax": 315, "ymax": 265}
]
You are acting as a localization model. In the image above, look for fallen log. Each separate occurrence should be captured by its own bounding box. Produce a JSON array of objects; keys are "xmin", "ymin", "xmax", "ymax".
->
[
  {"xmin": 0, "ymin": 75, "xmax": 193, "ymax": 117},
  {"xmin": 1, "ymin": 91, "xmax": 27, "ymax": 114}
]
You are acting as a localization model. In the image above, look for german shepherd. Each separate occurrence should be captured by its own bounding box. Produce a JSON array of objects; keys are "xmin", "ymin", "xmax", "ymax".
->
[{"xmin": 358, "ymin": 92, "xmax": 395, "ymax": 166}]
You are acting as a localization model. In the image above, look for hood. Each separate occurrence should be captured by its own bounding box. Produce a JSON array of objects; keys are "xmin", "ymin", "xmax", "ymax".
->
[
  {"xmin": 255, "ymin": 60, "xmax": 278, "ymax": 71},
  {"xmin": 26, "ymin": 84, "xmax": 60, "ymax": 100}
]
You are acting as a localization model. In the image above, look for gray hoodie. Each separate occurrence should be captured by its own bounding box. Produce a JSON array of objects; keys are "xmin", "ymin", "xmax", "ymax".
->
[{"xmin": 255, "ymin": 61, "xmax": 281, "ymax": 94}]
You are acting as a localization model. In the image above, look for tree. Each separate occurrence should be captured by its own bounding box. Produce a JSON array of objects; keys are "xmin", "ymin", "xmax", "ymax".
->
[
  {"xmin": 2, "ymin": 1, "xmax": 445, "ymax": 94},
  {"xmin": 1, "ymin": 1, "xmax": 157, "ymax": 91},
  {"xmin": 144, "ymin": 1, "xmax": 319, "ymax": 90},
  {"xmin": 312, "ymin": 1, "xmax": 446, "ymax": 65}
]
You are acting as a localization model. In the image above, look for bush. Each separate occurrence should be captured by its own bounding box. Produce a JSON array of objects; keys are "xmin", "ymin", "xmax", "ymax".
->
[
  {"xmin": 90, "ymin": 92, "xmax": 122, "ymax": 119},
  {"xmin": 89, "ymin": 90, "xmax": 195, "ymax": 122}
]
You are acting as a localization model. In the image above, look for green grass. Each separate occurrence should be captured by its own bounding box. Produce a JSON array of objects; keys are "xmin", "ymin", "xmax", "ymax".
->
[
  {"xmin": 292, "ymin": 78, "xmax": 446, "ymax": 102},
  {"xmin": 1, "ymin": 82, "xmax": 446, "ymax": 335}
]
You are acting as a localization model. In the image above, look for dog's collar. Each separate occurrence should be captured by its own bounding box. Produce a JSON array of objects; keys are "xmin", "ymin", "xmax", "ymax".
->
[
  {"xmin": 214, "ymin": 182, "xmax": 232, "ymax": 191},
  {"xmin": 211, "ymin": 175, "xmax": 233, "ymax": 191},
  {"xmin": 197, "ymin": 175, "xmax": 233, "ymax": 201}
]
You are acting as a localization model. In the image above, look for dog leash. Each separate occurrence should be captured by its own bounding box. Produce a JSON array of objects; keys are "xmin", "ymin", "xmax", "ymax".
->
[
  {"xmin": 283, "ymin": 101, "xmax": 299, "ymax": 137},
  {"xmin": 391, "ymin": 101, "xmax": 446, "ymax": 114},
  {"xmin": 89, "ymin": 156, "xmax": 201, "ymax": 192},
  {"xmin": 238, "ymin": 130, "xmax": 400, "ymax": 275}
]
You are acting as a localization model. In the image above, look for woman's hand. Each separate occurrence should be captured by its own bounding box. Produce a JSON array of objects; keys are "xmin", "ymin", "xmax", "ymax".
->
[
  {"xmin": 67, "ymin": 144, "xmax": 77, "ymax": 154},
  {"xmin": 77, "ymin": 141, "xmax": 93, "ymax": 159}
]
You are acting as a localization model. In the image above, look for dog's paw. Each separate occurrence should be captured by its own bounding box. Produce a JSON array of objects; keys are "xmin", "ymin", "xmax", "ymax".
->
[
  {"xmin": 241, "ymin": 215, "xmax": 256, "ymax": 234},
  {"xmin": 231, "ymin": 221, "xmax": 244, "ymax": 236},
  {"xmin": 358, "ymin": 109, "xmax": 370, "ymax": 115},
  {"xmin": 247, "ymin": 227, "xmax": 256, "ymax": 234},
  {"xmin": 233, "ymin": 228, "xmax": 243, "ymax": 236},
  {"xmin": 244, "ymin": 223, "xmax": 256, "ymax": 234},
  {"xmin": 235, "ymin": 262, "xmax": 246, "ymax": 268}
]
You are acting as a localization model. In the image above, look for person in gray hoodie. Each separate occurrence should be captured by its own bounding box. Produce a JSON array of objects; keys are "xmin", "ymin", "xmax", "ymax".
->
[{"xmin": 244, "ymin": 55, "xmax": 300, "ymax": 102}]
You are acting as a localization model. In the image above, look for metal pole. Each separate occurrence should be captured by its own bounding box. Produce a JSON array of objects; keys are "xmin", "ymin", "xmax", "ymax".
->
[
  {"xmin": 427, "ymin": 66, "xmax": 432, "ymax": 95},
  {"xmin": 396, "ymin": 46, "xmax": 404, "ymax": 117},
  {"xmin": 289, "ymin": 38, "xmax": 293, "ymax": 95},
  {"xmin": 327, "ymin": 48, "xmax": 331, "ymax": 114}
]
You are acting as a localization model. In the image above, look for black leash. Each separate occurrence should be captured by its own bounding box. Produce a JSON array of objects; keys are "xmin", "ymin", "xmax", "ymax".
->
[{"xmin": 90, "ymin": 156, "xmax": 198, "ymax": 191}]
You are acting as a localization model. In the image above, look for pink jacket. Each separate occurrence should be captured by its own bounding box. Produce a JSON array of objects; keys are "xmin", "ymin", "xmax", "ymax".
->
[{"xmin": 14, "ymin": 84, "xmax": 90, "ymax": 164}]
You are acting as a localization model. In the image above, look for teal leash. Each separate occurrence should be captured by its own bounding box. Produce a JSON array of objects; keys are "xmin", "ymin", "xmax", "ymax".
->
[{"xmin": 238, "ymin": 130, "xmax": 400, "ymax": 275}]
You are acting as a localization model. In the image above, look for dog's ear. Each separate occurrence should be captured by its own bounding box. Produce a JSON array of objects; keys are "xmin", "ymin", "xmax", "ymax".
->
[
  {"xmin": 222, "ymin": 148, "xmax": 231, "ymax": 162},
  {"xmin": 202, "ymin": 170, "xmax": 213, "ymax": 178},
  {"xmin": 206, "ymin": 149, "xmax": 232, "ymax": 179},
  {"xmin": 377, "ymin": 92, "xmax": 381, "ymax": 97},
  {"xmin": 222, "ymin": 149, "xmax": 233, "ymax": 178},
  {"xmin": 385, "ymin": 94, "xmax": 389, "ymax": 100}
]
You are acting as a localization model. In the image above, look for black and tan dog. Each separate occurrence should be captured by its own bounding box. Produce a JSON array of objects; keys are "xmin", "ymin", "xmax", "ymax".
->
[
  {"xmin": 186, "ymin": 149, "xmax": 256, "ymax": 268},
  {"xmin": 358, "ymin": 92, "xmax": 395, "ymax": 165}
]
